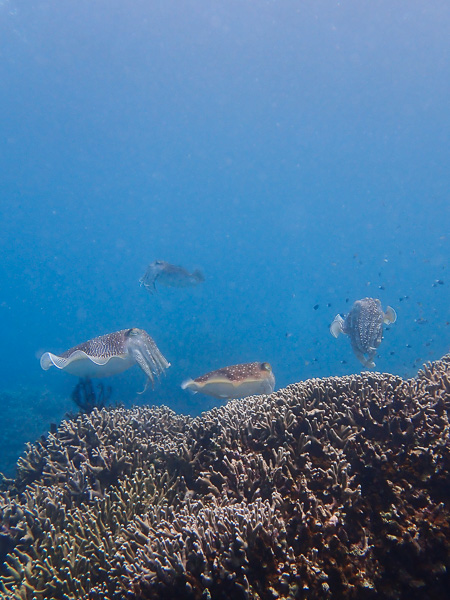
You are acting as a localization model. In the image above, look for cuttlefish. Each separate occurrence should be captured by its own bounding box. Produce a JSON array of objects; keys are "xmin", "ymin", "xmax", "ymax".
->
[
  {"xmin": 140, "ymin": 260, "xmax": 204, "ymax": 294},
  {"xmin": 40, "ymin": 328, "xmax": 170, "ymax": 392},
  {"xmin": 330, "ymin": 297, "xmax": 397, "ymax": 368},
  {"xmin": 181, "ymin": 362, "xmax": 275, "ymax": 399}
]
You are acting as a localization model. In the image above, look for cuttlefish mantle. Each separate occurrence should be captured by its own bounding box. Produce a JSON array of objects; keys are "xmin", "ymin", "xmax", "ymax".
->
[
  {"xmin": 40, "ymin": 328, "xmax": 170, "ymax": 393},
  {"xmin": 182, "ymin": 362, "xmax": 275, "ymax": 399}
]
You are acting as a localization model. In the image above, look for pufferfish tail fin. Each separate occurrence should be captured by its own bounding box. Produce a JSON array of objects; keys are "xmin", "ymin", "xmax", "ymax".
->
[
  {"xmin": 330, "ymin": 314, "xmax": 345, "ymax": 338},
  {"xmin": 383, "ymin": 306, "xmax": 397, "ymax": 324}
]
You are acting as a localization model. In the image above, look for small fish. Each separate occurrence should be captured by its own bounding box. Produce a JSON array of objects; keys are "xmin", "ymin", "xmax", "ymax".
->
[
  {"xmin": 330, "ymin": 297, "xmax": 396, "ymax": 369},
  {"xmin": 140, "ymin": 260, "xmax": 204, "ymax": 294},
  {"xmin": 181, "ymin": 362, "xmax": 275, "ymax": 399}
]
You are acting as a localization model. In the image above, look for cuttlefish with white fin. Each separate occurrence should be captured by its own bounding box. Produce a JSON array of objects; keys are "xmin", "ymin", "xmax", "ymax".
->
[
  {"xmin": 330, "ymin": 297, "xmax": 397, "ymax": 368},
  {"xmin": 140, "ymin": 260, "xmax": 204, "ymax": 294},
  {"xmin": 40, "ymin": 328, "xmax": 170, "ymax": 393},
  {"xmin": 181, "ymin": 362, "xmax": 275, "ymax": 399}
]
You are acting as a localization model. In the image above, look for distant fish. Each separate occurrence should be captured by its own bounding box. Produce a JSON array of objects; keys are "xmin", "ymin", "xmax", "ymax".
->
[
  {"xmin": 415, "ymin": 317, "xmax": 428, "ymax": 325},
  {"xmin": 181, "ymin": 362, "xmax": 275, "ymax": 399},
  {"xmin": 140, "ymin": 260, "xmax": 204, "ymax": 294},
  {"xmin": 40, "ymin": 328, "xmax": 170, "ymax": 392},
  {"xmin": 330, "ymin": 297, "xmax": 396, "ymax": 368}
]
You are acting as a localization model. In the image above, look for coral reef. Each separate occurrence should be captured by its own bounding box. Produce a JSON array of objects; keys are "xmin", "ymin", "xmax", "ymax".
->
[
  {"xmin": 0, "ymin": 386, "xmax": 71, "ymax": 478},
  {"xmin": 1, "ymin": 356, "xmax": 450, "ymax": 599}
]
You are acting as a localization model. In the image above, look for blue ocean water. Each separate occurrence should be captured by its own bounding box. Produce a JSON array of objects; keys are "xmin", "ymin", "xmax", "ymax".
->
[{"xmin": 0, "ymin": 1, "xmax": 449, "ymax": 474}]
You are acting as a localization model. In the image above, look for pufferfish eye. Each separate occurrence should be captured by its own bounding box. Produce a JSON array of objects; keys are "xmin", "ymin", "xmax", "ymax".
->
[{"xmin": 261, "ymin": 362, "xmax": 272, "ymax": 372}]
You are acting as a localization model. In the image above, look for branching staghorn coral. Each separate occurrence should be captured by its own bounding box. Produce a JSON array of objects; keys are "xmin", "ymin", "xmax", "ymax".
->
[
  {"xmin": 1, "ymin": 356, "xmax": 450, "ymax": 599},
  {"xmin": 118, "ymin": 497, "xmax": 287, "ymax": 599}
]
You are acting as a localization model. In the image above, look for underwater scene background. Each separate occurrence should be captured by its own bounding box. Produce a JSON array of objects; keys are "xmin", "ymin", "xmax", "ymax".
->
[{"xmin": 0, "ymin": 0, "xmax": 449, "ymax": 478}]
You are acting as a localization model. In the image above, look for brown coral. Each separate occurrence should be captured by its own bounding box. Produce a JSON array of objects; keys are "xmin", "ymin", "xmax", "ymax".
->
[{"xmin": 1, "ymin": 356, "xmax": 450, "ymax": 599}]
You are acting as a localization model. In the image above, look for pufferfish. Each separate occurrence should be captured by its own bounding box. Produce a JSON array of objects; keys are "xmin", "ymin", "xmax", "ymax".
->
[
  {"xmin": 330, "ymin": 297, "xmax": 397, "ymax": 368},
  {"xmin": 40, "ymin": 328, "xmax": 170, "ymax": 393},
  {"xmin": 181, "ymin": 362, "xmax": 275, "ymax": 399}
]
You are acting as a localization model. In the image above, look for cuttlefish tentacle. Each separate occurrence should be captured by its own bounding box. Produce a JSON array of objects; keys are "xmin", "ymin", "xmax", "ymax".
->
[
  {"xmin": 140, "ymin": 263, "xmax": 160, "ymax": 294},
  {"xmin": 40, "ymin": 328, "xmax": 170, "ymax": 392},
  {"xmin": 126, "ymin": 328, "xmax": 170, "ymax": 393}
]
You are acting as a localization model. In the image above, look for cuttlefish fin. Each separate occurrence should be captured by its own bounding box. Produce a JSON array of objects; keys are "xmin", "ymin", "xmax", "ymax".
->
[
  {"xmin": 383, "ymin": 306, "xmax": 397, "ymax": 324},
  {"xmin": 181, "ymin": 379, "xmax": 198, "ymax": 394},
  {"xmin": 40, "ymin": 352, "xmax": 61, "ymax": 370}
]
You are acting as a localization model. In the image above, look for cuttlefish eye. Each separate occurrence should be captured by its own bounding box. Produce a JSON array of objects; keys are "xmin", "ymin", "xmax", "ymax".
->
[
  {"xmin": 127, "ymin": 328, "xmax": 141, "ymax": 337},
  {"xmin": 261, "ymin": 362, "xmax": 272, "ymax": 372}
]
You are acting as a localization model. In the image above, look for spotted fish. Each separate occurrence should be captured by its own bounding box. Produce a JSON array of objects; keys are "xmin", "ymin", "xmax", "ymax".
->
[
  {"xmin": 140, "ymin": 260, "xmax": 204, "ymax": 294},
  {"xmin": 330, "ymin": 298, "xmax": 396, "ymax": 368},
  {"xmin": 181, "ymin": 362, "xmax": 275, "ymax": 399},
  {"xmin": 40, "ymin": 328, "xmax": 170, "ymax": 392}
]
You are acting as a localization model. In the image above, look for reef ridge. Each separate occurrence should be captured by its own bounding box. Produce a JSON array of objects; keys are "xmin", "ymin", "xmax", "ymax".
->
[{"xmin": 1, "ymin": 355, "xmax": 450, "ymax": 599}]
